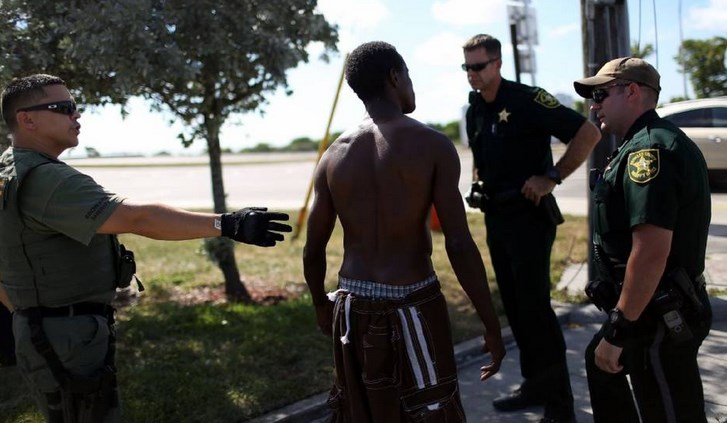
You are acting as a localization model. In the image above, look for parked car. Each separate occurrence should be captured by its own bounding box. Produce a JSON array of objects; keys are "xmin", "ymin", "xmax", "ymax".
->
[{"xmin": 656, "ymin": 97, "xmax": 727, "ymax": 183}]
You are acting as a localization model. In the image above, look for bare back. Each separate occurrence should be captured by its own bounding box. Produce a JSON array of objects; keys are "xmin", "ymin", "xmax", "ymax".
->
[{"xmin": 318, "ymin": 115, "xmax": 459, "ymax": 284}]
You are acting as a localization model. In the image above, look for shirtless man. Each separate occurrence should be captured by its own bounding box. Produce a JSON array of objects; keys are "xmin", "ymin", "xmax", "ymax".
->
[{"xmin": 303, "ymin": 41, "xmax": 505, "ymax": 422}]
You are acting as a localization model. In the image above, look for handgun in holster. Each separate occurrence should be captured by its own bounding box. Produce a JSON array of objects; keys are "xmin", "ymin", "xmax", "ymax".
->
[
  {"xmin": 585, "ymin": 244, "xmax": 622, "ymax": 312},
  {"xmin": 465, "ymin": 181, "xmax": 490, "ymax": 212},
  {"xmin": 539, "ymin": 193, "xmax": 564, "ymax": 225}
]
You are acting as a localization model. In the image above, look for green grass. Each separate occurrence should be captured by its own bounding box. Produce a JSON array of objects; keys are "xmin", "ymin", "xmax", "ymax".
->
[{"xmin": 0, "ymin": 212, "xmax": 588, "ymax": 423}]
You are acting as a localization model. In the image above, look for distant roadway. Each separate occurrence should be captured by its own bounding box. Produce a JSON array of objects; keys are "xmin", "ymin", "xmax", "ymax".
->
[{"xmin": 69, "ymin": 147, "xmax": 727, "ymax": 227}]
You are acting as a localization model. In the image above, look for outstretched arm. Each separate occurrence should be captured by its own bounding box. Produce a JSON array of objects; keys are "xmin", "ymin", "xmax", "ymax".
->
[
  {"xmin": 99, "ymin": 202, "xmax": 290, "ymax": 246},
  {"xmin": 431, "ymin": 137, "xmax": 505, "ymax": 381},
  {"xmin": 99, "ymin": 202, "xmax": 220, "ymax": 240}
]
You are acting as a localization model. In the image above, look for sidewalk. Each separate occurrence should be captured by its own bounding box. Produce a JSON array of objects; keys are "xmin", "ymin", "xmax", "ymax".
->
[{"xmin": 249, "ymin": 235, "xmax": 727, "ymax": 422}]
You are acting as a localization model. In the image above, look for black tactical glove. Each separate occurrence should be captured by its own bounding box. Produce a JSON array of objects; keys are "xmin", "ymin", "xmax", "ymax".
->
[{"xmin": 220, "ymin": 207, "xmax": 292, "ymax": 247}]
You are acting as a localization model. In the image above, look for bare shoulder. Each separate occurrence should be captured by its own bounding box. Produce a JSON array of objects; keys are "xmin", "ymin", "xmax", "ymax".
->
[{"xmin": 403, "ymin": 116, "xmax": 457, "ymax": 156}]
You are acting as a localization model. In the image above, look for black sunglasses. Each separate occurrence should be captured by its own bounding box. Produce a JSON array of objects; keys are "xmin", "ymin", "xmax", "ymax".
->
[
  {"xmin": 591, "ymin": 83, "xmax": 631, "ymax": 104},
  {"xmin": 17, "ymin": 100, "xmax": 78, "ymax": 115},
  {"xmin": 461, "ymin": 57, "xmax": 500, "ymax": 72}
]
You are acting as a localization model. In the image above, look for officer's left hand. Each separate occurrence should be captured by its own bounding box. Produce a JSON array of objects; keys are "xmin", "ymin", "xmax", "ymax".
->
[
  {"xmin": 221, "ymin": 207, "xmax": 292, "ymax": 247},
  {"xmin": 521, "ymin": 175, "xmax": 556, "ymax": 206},
  {"xmin": 594, "ymin": 338, "xmax": 624, "ymax": 374}
]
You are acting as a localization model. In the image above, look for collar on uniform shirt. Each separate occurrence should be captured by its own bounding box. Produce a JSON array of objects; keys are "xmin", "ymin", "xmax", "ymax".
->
[{"xmin": 620, "ymin": 109, "xmax": 660, "ymax": 146}]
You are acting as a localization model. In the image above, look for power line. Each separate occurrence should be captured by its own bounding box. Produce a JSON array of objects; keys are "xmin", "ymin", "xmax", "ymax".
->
[{"xmin": 652, "ymin": 0, "xmax": 659, "ymax": 69}]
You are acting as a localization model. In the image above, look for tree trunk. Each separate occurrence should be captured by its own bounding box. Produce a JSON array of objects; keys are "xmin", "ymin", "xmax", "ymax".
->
[{"xmin": 204, "ymin": 117, "xmax": 252, "ymax": 303}]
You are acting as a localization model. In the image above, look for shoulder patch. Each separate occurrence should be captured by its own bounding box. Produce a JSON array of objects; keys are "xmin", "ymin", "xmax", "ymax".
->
[
  {"xmin": 534, "ymin": 89, "xmax": 560, "ymax": 109},
  {"xmin": 628, "ymin": 149, "xmax": 659, "ymax": 183}
]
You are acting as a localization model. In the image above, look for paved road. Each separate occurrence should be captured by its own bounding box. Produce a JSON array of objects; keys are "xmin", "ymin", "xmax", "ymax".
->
[{"xmin": 69, "ymin": 148, "xmax": 727, "ymax": 226}]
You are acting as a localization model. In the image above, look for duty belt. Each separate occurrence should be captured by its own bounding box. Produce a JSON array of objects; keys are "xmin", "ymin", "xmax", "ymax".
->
[{"xmin": 16, "ymin": 302, "xmax": 111, "ymax": 318}]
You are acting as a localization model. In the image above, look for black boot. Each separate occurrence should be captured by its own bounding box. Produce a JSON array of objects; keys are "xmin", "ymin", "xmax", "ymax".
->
[{"xmin": 492, "ymin": 386, "xmax": 544, "ymax": 412}]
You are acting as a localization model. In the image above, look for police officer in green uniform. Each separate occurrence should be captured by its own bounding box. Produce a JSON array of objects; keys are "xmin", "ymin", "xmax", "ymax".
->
[
  {"xmin": 574, "ymin": 58, "xmax": 712, "ymax": 422},
  {"xmin": 0, "ymin": 74, "xmax": 292, "ymax": 422},
  {"xmin": 461, "ymin": 34, "xmax": 601, "ymax": 423}
]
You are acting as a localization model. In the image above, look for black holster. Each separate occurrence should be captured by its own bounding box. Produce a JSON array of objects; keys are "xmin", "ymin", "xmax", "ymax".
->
[
  {"xmin": 539, "ymin": 193, "xmax": 564, "ymax": 225},
  {"xmin": 116, "ymin": 242, "xmax": 144, "ymax": 292},
  {"xmin": 585, "ymin": 244, "xmax": 622, "ymax": 311}
]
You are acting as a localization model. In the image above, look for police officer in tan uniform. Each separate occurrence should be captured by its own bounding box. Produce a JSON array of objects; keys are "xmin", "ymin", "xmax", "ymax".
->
[
  {"xmin": 574, "ymin": 58, "xmax": 712, "ymax": 422},
  {"xmin": 462, "ymin": 34, "xmax": 601, "ymax": 423},
  {"xmin": 0, "ymin": 74, "xmax": 291, "ymax": 422}
]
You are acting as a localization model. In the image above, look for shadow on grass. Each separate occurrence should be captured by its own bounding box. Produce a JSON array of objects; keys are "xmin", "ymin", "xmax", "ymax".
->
[{"xmin": 0, "ymin": 298, "xmax": 334, "ymax": 423}]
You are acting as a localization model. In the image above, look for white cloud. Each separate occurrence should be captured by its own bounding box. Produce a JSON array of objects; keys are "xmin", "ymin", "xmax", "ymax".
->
[
  {"xmin": 317, "ymin": 0, "xmax": 389, "ymax": 31},
  {"xmin": 431, "ymin": 0, "xmax": 507, "ymax": 26},
  {"xmin": 687, "ymin": 0, "xmax": 727, "ymax": 32},
  {"xmin": 548, "ymin": 22, "xmax": 579, "ymax": 39},
  {"xmin": 410, "ymin": 69, "xmax": 470, "ymax": 125},
  {"xmin": 316, "ymin": 0, "xmax": 391, "ymax": 52},
  {"xmin": 413, "ymin": 32, "xmax": 468, "ymax": 67}
]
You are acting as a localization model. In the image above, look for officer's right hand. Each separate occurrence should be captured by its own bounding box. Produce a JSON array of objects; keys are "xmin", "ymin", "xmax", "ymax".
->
[
  {"xmin": 480, "ymin": 330, "xmax": 505, "ymax": 381},
  {"xmin": 221, "ymin": 207, "xmax": 292, "ymax": 247},
  {"xmin": 521, "ymin": 175, "xmax": 556, "ymax": 206},
  {"xmin": 594, "ymin": 338, "xmax": 624, "ymax": 374}
]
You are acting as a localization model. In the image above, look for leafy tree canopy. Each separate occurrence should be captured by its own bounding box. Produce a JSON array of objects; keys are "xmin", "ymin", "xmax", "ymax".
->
[
  {"xmin": 0, "ymin": 0, "xmax": 339, "ymax": 145},
  {"xmin": 676, "ymin": 36, "xmax": 727, "ymax": 98}
]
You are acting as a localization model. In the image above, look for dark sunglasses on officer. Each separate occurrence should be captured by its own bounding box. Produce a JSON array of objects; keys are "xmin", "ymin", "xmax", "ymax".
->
[
  {"xmin": 591, "ymin": 83, "xmax": 633, "ymax": 104},
  {"xmin": 461, "ymin": 57, "xmax": 500, "ymax": 72},
  {"xmin": 16, "ymin": 100, "xmax": 79, "ymax": 116}
]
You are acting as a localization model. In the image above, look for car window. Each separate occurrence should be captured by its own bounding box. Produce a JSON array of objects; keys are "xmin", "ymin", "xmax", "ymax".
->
[
  {"xmin": 665, "ymin": 108, "xmax": 712, "ymax": 127},
  {"xmin": 712, "ymin": 107, "xmax": 727, "ymax": 127}
]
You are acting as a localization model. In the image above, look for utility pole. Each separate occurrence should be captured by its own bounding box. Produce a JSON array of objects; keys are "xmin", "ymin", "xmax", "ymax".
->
[
  {"xmin": 582, "ymin": 0, "xmax": 630, "ymax": 280},
  {"xmin": 508, "ymin": 0, "xmax": 538, "ymax": 85}
]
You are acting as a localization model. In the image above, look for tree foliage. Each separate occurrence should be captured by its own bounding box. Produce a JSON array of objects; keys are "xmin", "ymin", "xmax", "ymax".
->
[
  {"xmin": 630, "ymin": 42, "xmax": 654, "ymax": 59},
  {"xmin": 676, "ymin": 37, "xmax": 727, "ymax": 98},
  {"xmin": 0, "ymin": 0, "xmax": 338, "ymax": 300},
  {"xmin": 428, "ymin": 121, "xmax": 461, "ymax": 144}
]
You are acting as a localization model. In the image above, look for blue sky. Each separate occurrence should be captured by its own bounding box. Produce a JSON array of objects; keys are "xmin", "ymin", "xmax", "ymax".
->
[{"xmin": 69, "ymin": 0, "xmax": 727, "ymax": 157}]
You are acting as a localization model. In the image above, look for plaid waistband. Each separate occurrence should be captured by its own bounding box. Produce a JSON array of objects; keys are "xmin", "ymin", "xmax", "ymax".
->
[{"xmin": 337, "ymin": 274, "xmax": 438, "ymax": 300}]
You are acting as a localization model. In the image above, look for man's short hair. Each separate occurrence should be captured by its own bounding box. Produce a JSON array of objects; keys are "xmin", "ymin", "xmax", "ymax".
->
[
  {"xmin": 462, "ymin": 34, "xmax": 502, "ymax": 57},
  {"xmin": 345, "ymin": 41, "xmax": 405, "ymax": 102},
  {"xmin": 1, "ymin": 74, "xmax": 65, "ymax": 131}
]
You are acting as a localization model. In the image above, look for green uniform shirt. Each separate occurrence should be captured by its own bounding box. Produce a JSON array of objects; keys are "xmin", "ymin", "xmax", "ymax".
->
[
  {"xmin": 592, "ymin": 110, "xmax": 711, "ymax": 277},
  {"xmin": 0, "ymin": 148, "xmax": 125, "ymax": 307},
  {"xmin": 15, "ymin": 148, "xmax": 123, "ymax": 245},
  {"xmin": 465, "ymin": 79, "xmax": 586, "ymax": 193}
]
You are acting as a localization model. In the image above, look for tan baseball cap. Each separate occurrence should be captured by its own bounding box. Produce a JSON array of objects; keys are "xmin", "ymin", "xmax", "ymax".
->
[{"xmin": 573, "ymin": 57, "xmax": 661, "ymax": 98}]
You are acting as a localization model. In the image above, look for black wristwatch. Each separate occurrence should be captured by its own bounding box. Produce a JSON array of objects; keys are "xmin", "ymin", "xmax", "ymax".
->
[
  {"xmin": 603, "ymin": 308, "xmax": 634, "ymax": 347},
  {"xmin": 545, "ymin": 166, "xmax": 562, "ymax": 184},
  {"xmin": 608, "ymin": 308, "xmax": 627, "ymax": 325}
]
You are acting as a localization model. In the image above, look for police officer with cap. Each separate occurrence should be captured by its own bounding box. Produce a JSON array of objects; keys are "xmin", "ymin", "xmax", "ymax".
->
[
  {"xmin": 462, "ymin": 34, "xmax": 601, "ymax": 423},
  {"xmin": 574, "ymin": 57, "xmax": 712, "ymax": 422},
  {"xmin": 0, "ymin": 74, "xmax": 292, "ymax": 422}
]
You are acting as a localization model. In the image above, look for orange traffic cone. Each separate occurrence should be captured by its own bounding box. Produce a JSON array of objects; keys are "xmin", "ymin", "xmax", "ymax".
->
[{"xmin": 430, "ymin": 206, "xmax": 442, "ymax": 232}]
